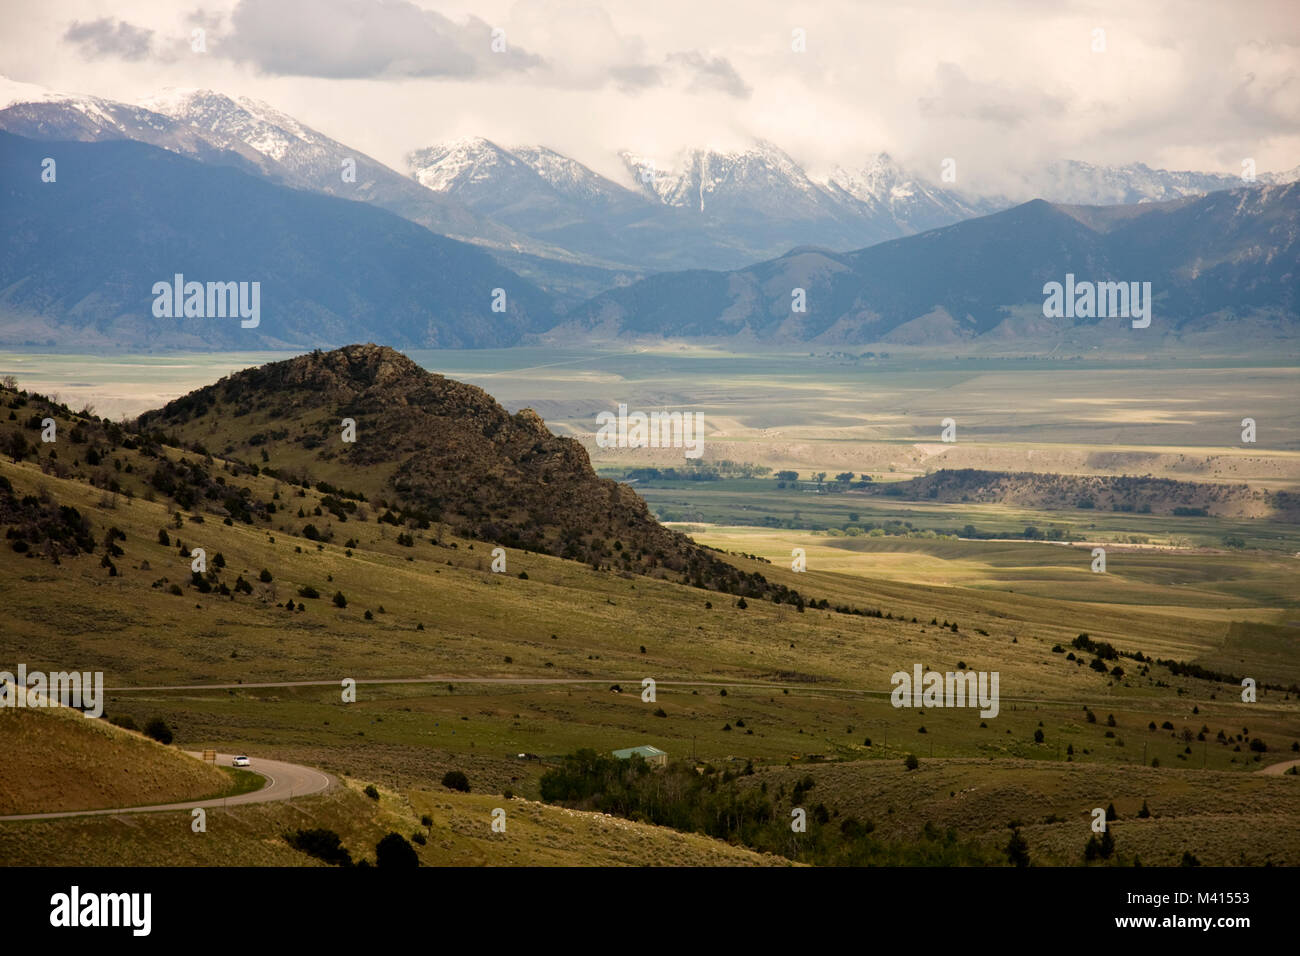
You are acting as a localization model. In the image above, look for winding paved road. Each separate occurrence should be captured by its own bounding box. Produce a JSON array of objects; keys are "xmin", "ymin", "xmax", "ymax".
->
[{"xmin": 0, "ymin": 753, "xmax": 334, "ymax": 822}]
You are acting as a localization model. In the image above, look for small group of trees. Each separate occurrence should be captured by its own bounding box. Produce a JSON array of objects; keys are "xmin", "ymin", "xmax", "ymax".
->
[
  {"xmin": 108, "ymin": 714, "xmax": 173, "ymax": 744},
  {"xmin": 283, "ymin": 828, "xmax": 418, "ymax": 868},
  {"xmin": 538, "ymin": 750, "xmax": 996, "ymax": 865},
  {"xmin": 1084, "ymin": 829, "xmax": 1116, "ymax": 861},
  {"xmin": 772, "ymin": 470, "xmax": 872, "ymax": 488}
]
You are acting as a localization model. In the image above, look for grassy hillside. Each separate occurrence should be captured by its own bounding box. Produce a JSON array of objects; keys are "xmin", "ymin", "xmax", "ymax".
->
[
  {"xmin": 1, "ymin": 352, "xmax": 1297, "ymax": 866},
  {"xmin": 0, "ymin": 704, "xmax": 231, "ymax": 815},
  {"xmin": 0, "ymin": 775, "xmax": 786, "ymax": 867},
  {"xmin": 737, "ymin": 758, "xmax": 1300, "ymax": 866}
]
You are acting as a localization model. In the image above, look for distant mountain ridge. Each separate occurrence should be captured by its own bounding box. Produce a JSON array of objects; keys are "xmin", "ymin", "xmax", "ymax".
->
[
  {"xmin": 413, "ymin": 137, "xmax": 996, "ymax": 270},
  {"xmin": 2, "ymin": 76, "xmax": 1295, "ymax": 301},
  {"xmin": 412, "ymin": 137, "xmax": 1298, "ymax": 278},
  {"xmin": 0, "ymin": 131, "xmax": 554, "ymax": 349},
  {"xmin": 1, "ymin": 127, "xmax": 1294, "ymax": 353},
  {"xmin": 0, "ymin": 83, "xmax": 535, "ymax": 253},
  {"xmin": 1, "ymin": 76, "xmax": 1295, "ymax": 354},
  {"xmin": 555, "ymin": 183, "xmax": 1300, "ymax": 349},
  {"xmin": 1031, "ymin": 159, "xmax": 1300, "ymax": 206},
  {"xmin": 863, "ymin": 469, "xmax": 1300, "ymax": 522}
]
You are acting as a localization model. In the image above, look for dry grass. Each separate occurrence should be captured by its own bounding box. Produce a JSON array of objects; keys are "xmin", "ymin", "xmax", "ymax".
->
[
  {"xmin": 0, "ymin": 777, "xmax": 787, "ymax": 867},
  {"xmin": 0, "ymin": 705, "xmax": 229, "ymax": 815},
  {"xmin": 743, "ymin": 757, "xmax": 1300, "ymax": 865}
]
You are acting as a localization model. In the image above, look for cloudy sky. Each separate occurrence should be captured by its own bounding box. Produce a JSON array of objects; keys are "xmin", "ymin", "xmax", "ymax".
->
[{"xmin": 3, "ymin": 0, "xmax": 1297, "ymax": 192}]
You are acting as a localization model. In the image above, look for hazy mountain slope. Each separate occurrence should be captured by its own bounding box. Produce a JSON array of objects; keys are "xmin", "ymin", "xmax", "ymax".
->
[
  {"xmin": 411, "ymin": 140, "xmax": 995, "ymax": 271},
  {"xmin": 0, "ymin": 131, "xmax": 554, "ymax": 350},
  {"xmin": 0, "ymin": 88, "xmax": 526, "ymax": 250},
  {"xmin": 556, "ymin": 184, "xmax": 1300, "ymax": 347},
  {"xmin": 827, "ymin": 153, "xmax": 992, "ymax": 233},
  {"xmin": 407, "ymin": 139, "xmax": 789, "ymax": 272},
  {"xmin": 1100, "ymin": 183, "xmax": 1300, "ymax": 319},
  {"xmin": 1032, "ymin": 159, "xmax": 1300, "ymax": 206},
  {"xmin": 6, "ymin": 80, "xmax": 1290, "ymax": 301}
]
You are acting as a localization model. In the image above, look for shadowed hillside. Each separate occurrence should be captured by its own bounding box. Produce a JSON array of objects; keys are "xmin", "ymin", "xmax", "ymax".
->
[{"xmin": 862, "ymin": 468, "xmax": 1300, "ymax": 522}]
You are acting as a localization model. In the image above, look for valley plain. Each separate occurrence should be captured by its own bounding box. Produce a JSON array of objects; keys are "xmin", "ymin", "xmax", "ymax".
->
[{"xmin": 0, "ymin": 345, "xmax": 1296, "ymax": 868}]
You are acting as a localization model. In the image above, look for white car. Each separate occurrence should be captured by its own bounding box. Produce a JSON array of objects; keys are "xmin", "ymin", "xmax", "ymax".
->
[{"xmin": 232, "ymin": 755, "xmax": 250, "ymax": 767}]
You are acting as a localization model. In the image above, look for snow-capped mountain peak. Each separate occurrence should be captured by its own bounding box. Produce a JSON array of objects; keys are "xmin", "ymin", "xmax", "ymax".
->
[
  {"xmin": 0, "ymin": 74, "xmax": 73, "ymax": 109},
  {"xmin": 617, "ymin": 141, "xmax": 826, "ymax": 213},
  {"xmin": 138, "ymin": 88, "xmax": 328, "ymax": 163},
  {"xmin": 510, "ymin": 144, "xmax": 631, "ymax": 205},
  {"xmin": 407, "ymin": 137, "xmax": 526, "ymax": 193}
]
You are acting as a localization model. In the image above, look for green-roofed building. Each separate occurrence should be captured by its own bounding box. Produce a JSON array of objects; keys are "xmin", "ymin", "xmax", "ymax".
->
[{"xmin": 612, "ymin": 745, "xmax": 668, "ymax": 767}]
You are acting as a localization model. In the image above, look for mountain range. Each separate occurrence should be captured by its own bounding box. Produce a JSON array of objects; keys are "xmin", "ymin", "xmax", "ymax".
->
[
  {"xmin": 0, "ymin": 78, "xmax": 1296, "ymax": 352},
  {"xmin": 409, "ymin": 137, "xmax": 993, "ymax": 273},
  {"xmin": 556, "ymin": 183, "xmax": 1300, "ymax": 348},
  {"xmin": 3, "ymin": 77, "xmax": 1295, "ymax": 300},
  {"xmin": 0, "ymin": 131, "xmax": 554, "ymax": 349},
  {"xmin": 2, "ymin": 124, "xmax": 1296, "ymax": 352}
]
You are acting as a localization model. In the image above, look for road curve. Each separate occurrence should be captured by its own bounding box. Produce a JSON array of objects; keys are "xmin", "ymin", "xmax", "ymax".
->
[
  {"xmin": 1259, "ymin": 758, "xmax": 1300, "ymax": 776},
  {"xmin": 0, "ymin": 753, "xmax": 334, "ymax": 822}
]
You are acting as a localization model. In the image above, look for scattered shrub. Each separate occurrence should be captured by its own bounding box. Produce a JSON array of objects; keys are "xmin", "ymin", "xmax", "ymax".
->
[
  {"xmin": 143, "ymin": 718, "xmax": 173, "ymax": 745},
  {"xmin": 441, "ymin": 770, "xmax": 470, "ymax": 792},
  {"xmin": 375, "ymin": 832, "xmax": 419, "ymax": 869},
  {"xmin": 284, "ymin": 828, "xmax": 352, "ymax": 867}
]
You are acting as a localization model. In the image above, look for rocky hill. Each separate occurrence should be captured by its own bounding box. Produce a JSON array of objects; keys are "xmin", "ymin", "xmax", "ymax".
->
[{"xmin": 135, "ymin": 345, "xmax": 809, "ymax": 601}]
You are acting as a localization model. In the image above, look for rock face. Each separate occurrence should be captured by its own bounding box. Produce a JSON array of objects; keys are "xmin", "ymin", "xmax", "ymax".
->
[{"xmin": 138, "ymin": 345, "xmax": 776, "ymax": 592}]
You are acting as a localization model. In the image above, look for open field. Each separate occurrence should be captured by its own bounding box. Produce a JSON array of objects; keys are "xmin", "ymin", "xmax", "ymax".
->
[
  {"xmin": 673, "ymin": 525, "xmax": 1300, "ymax": 621},
  {"xmin": 638, "ymin": 477, "xmax": 1300, "ymax": 551}
]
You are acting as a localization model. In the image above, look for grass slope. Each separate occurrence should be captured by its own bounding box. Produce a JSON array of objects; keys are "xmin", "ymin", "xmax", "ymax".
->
[{"xmin": 0, "ymin": 704, "xmax": 230, "ymax": 815}]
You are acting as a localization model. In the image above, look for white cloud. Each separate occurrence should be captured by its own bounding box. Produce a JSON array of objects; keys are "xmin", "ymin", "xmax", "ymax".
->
[{"xmin": 1, "ymin": 0, "xmax": 1294, "ymax": 190}]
